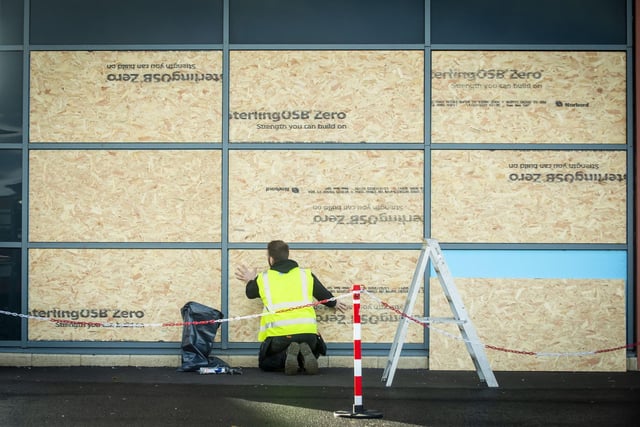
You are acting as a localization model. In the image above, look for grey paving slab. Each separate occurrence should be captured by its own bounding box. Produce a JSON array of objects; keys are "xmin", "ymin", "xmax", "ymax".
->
[{"xmin": 1, "ymin": 367, "xmax": 639, "ymax": 426}]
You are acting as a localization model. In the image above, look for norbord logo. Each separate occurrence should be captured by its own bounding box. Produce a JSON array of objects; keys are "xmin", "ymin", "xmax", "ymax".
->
[
  {"xmin": 265, "ymin": 187, "xmax": 300, "ymax": 193},
  {"xmin": 555, "ymin": 101, "xmax": 590, "ymax": 107}
]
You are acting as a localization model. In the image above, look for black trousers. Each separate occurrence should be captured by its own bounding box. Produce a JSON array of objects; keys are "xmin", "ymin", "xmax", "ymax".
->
[{"xmin": 258, "ymin": 333, "xmax": 321, "ymax": 372}]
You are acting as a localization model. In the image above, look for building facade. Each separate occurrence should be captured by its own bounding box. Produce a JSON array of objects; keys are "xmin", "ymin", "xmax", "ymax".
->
[{"xmin": 0, "ymin": 0, "xmax": 636, "ymax": 371}]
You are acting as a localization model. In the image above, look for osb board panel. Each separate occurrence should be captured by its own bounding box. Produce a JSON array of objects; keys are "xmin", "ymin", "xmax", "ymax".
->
[
  {"xmin": 229, "ymin": 150, "xmax": 424, "ymax": 242},
  {"xmin": 28, "ymin": 249, "xmax": 221, "ymax": 342},
  {"xmin": 30, "ymin": 51, "xmax": 222, "ymax": 142},
  {"xmin": 29, "ymin": 150, "xmax": 221, "ymax": 242},
  {"xmin": 228, "ymin": 249, "xmax": 424, "ymax": 344},
  {"xmin": 429, "ymin": 278, "xmax": 626, "ymax": 371},
  {"xmin": 431, "ymin": 150, "xmax": 626, "ymax": 244},
  {"xmin": 431, "ymin": 51, "xmax": 626, "ymax": 143},
  {"xmin": 229, "ymin": 50, "xmax": 424, "ymax": 143}
]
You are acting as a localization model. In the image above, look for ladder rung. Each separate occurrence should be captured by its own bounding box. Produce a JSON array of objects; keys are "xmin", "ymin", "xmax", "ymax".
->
[{"xmin": 417, "ymin": 316, "xmax": 466, "ymax": 324}]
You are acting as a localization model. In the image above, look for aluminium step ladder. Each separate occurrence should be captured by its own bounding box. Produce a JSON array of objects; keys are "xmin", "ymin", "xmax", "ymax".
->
[{"xmin": 381, "ymin": 239, "xmax": 498, "ymax": 388}]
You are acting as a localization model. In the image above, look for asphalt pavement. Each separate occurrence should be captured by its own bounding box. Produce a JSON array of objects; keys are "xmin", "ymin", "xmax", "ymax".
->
[{"xmin": 1, "ymin": 366, "xmax": 639, "ymax": 426}]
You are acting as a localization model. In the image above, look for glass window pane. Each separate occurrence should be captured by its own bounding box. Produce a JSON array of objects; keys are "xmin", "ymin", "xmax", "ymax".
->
[
  {"xmin": 0, "ymin": 150, "xmax": 21, "ymax": 241},
  {"xmin": 230, "ymin": 0, "xmax": 424, "ymax": 44},
  {"xmin": 0, "ymin": 0, "xmax": 23, "ymax": 45},
  {"xmin": 431, "ymin": 0, "xmax": 626, "ymax": 45},
  {"xmin": 30, "ymin": 0, "xmax": 222, "ymax": 45},
  {"xmin": 0, "ymin": 52, "xmax": 22, "ymax": 143},
  {"xmin": 0, "ymin": 248, "xmax": 21, "ymax": 341}
]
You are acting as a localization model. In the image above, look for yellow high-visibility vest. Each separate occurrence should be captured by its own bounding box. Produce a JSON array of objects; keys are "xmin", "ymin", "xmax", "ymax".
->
[{"xmin": 256, "ymin": 267, "xmax": 318, "ymax": 341}]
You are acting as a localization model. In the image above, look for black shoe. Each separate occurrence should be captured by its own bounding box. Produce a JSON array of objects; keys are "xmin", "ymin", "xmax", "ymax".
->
[
  {"xmin": 284, "ymin": 342, "xmax": 300, "ymax": 375},
  {"xmin": 299, "ymin": 342, "xmax": 318, "ymax": 375}
]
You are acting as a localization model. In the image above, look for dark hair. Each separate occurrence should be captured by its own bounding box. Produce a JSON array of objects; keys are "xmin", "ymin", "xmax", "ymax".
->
[{"xmin": 267, "ymin": 240, "xmax": 289, "ymax": 263}]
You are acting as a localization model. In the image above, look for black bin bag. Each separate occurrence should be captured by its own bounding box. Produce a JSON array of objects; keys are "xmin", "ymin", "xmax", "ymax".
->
[{"xmin": 178, "ymin": 301, "xmax": 224, "ymax": 372}]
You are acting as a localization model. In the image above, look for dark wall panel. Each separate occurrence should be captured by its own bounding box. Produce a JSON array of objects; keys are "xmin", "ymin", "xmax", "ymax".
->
[
  {"xmin": 0, "ymin": 0, "xmax": 23, "ymax": 44},
  {"xmin": 230, "ymin": 0, "xmax": 425, "ymax": 44},
  {"xmin": 431, "ymin": 0, "xmax": 627, "ymax": 44},
  {"xmin": 0, "ymin": 52, "xmax": 22, "ymax": 143},
  {"xmin": 30, "ymin": 0, "xmax": 223, "ymax": 45}
]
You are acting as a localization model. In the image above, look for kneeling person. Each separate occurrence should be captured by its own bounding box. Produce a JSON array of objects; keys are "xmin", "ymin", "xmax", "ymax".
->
[{"xmin": 235, "ymin": 240, "xmax": 347, "ymax": 374}]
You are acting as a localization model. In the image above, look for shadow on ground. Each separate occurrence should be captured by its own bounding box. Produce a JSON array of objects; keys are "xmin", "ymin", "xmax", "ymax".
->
[{"xmin": 1, "ymin": 367, "xmax": 639, "ymax": 426}]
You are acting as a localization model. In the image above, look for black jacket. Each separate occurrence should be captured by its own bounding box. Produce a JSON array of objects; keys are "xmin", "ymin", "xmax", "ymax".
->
[{"xmin": 245, "ymin": 259, "xmax": 338, "ymax": 308}]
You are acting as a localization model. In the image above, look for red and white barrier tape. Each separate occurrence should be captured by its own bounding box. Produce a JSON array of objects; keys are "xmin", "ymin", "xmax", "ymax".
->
[
  {"xmin": 0, "ymin": 287, "xmax": 637, "ymax": 357},
  {"xmin": 362, "ymin": 289, "xmax": 639, "ymax": 357},
  {"xmin": 0, "ymin": 293, "xmax": 352, "ymax": 329}
]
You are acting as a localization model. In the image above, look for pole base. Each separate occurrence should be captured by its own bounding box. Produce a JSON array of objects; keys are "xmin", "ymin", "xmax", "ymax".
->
[{"xmin": 334, "ymin": 409, "xmax": 383, "ymax": 419}]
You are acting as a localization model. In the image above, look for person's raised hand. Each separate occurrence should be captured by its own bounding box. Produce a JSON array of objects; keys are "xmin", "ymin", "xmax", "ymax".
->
[{"xmin": 235, "ymin": 265, "xmax": 256, "ymax": 282}]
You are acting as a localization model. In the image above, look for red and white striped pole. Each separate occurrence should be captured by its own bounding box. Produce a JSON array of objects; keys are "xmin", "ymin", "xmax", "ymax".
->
[{"xmin": 334, "ymin": 284, "xmax": 382, "ymax": 419}]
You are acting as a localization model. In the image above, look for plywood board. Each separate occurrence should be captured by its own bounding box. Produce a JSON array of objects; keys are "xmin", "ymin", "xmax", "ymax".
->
[
  {"xmin": 431, "ymin": 150, "xmax": 626, "ymax": 243},
  {"xmin": 30, "ymin": 51, "xmax": 222, "ymax": 142},
  {"xmin": 429, "ymin": 278, "xmax": 626, "ymax": 371},
  {"xmin": 29, "ymin": 150, "xmax": 221, "ymax": 242},
  {"xmin": 431, "ymin": 51, "xmax": 626, "ymax": 143},
  {"xmin": 229, "ymin": 150, "xmax": 424, "ymax": 242},
  {"xmin": 228, "ymin": 249, "xmax": 424, "ymax": 344},
  {"xmin": 229, "ymin": 50, "xmax": 424, "ymax": 142},
  {"xmin": 28, "ymin": 249, "xmax": 222, "ymax": 342}
]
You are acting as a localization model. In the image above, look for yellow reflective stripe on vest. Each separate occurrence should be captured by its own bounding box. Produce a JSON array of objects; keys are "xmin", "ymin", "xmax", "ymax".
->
[
  {"xmin": 260, "ymin": 271, "xmax": 273, "ymax": 309},
  {"xmin": 259, "ymin": 317, "xmax": 317, "ymax": 334}
]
